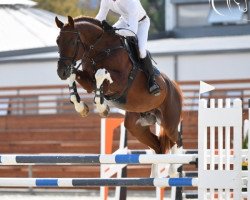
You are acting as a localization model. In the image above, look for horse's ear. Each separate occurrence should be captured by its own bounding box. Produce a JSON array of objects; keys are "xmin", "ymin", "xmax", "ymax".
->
[
  {"xmin": 55, "ymin": 16, "xmax": 64, "ymax": 29},
  {"xmin": 68, "ymin": 16, "xmax": 75, "ymax": 28}
]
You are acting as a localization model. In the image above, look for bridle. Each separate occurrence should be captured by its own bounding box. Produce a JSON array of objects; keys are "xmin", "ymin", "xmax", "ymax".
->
[
  {"xmin": 58, "ymin": 31, "xmax": 84, "ymax": 75},
  {"xmin": 58, "ymin": 28, "xmax": 105, "ymax": 76}
]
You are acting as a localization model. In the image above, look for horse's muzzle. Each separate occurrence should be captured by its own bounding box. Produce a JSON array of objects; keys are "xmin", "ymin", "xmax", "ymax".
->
[{"xmin": 57, "ymin": 61, "xmax": 71, "ymax": 80}]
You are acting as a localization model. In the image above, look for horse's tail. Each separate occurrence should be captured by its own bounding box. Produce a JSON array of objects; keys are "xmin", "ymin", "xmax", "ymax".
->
[{"xmin": 159, "ymin": 74, "xmax": 183, "ymax": 154}]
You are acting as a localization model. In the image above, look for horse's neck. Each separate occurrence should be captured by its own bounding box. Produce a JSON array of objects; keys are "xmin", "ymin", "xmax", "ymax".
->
[
  {"xmin": 77, "ymin": 23, "xmax": 102, "ymax": 44},
  {"xmin": 74, "ymin": 17, "xmax": 101, "ymax": 27},
  {"xmin": 77, "ymin": 22, "xmax": 122, "ymax": 56}
]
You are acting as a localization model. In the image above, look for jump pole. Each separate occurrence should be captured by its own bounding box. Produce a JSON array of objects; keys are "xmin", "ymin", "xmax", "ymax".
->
[
  {"xmin": 0, "ymin": 178, "xmax": 198, "ymax": 187},
  {"xmin": 0, "ymin": 154, "xmax": 197, "ymax": 165},
  {"xmin": 1, "ymin": 153, "xmax": 246, "ymax": 165}
]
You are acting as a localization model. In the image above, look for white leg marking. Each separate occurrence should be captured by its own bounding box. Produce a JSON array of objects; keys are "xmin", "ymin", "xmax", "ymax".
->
[
  {"xmin": 94, "ymin": 69, "xmax": 113, "ymax": 115},
  {"xmin": 67, "ymin": 74, "xmax": 89, "ymax": 117}
]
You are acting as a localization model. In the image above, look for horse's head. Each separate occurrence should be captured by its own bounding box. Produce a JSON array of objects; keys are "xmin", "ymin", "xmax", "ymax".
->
[
  {"xmin": 234, "ymin": 0, "xmax": 248, "ymax": 12},
  {"xmin": 55, "ymin": 16, "xmax": 84, "ymax": 80},
  {"xmin": 55, "ymin": 16, "xmax": 106, "ymax": 80}
]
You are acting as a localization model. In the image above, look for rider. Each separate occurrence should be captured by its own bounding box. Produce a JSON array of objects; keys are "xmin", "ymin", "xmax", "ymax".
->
[{"xmin": 95, "ymin": 0, "xmax": 160, "ymax": 96}]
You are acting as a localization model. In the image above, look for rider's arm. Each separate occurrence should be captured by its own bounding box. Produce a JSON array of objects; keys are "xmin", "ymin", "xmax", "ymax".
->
[
  {"xmin": 95, "ymin": 0, "xmax": 110, "ymax": 21},
  {"xmin": 115, "ymin": 0, "xmax": 139, "ymax": 37}
]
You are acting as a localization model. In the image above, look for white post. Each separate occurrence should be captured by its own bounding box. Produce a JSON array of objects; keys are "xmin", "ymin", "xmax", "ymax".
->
[
  {"xmin": 114, "ymin": 123, "xmax": 126, "ymax": 200},
  {"xmin": 218, "ymin": 99, "xmax": 223, "ymax": 200},
  {"xmin": 198, "ymin": 99, "xmax": 208, "ymax": 200},
  {"xmin": 232, "ymin": 99, "xmax": 243, "ymax": 200},
  {"xmin": 100, "ymin": 118, "xmax": 107, "ymax": 200},
  {"xmin": 198, "ymin": 99, "xmax": 242, "ymax": 200},
  {"xmin": 210, "ymin": 99, "xmax": 215, "ymax": 199},
  {"xmin": 155, "ymin": 123, "xmax": 163, "ymax": 200},
  {"xmin": 165, "ymin": 0, "xmax": 176, "ymax": 31},
  {"xmin": 225, "ymin": 99, "xmax": 231, "ymax": 199}
]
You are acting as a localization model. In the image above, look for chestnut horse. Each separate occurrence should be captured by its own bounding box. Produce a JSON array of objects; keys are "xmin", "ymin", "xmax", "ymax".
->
[{"xmin": 55, "ymin": 16, "xmax": 182, "ymax": 154}]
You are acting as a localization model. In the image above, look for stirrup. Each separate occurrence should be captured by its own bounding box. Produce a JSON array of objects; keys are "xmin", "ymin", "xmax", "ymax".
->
[
  {"xmin": 148, "ymin": 79, "xmax": 160, "ymax": 96},
  {"xmin": 149, "ymin": 84, "xmax": 160, "ymax": 96}
]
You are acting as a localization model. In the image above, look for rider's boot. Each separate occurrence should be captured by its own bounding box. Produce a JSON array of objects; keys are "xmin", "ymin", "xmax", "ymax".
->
[{"xmin": 140, "ymin": 53, "xmax": 160, "ymax": 96}]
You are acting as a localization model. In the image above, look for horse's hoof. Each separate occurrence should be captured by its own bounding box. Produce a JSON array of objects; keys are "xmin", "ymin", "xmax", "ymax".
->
[
  {"xmin": 99, "ymin": 110, "xmax": 109, "ymax": 118},
  {"xmin": 80, "ymin": 111, "xmax": 89, "ymax": 117},
  {"xmin": 79, "ymin": 104, "xmax": 89, "ymax": 117},
  {"xmin": 99, "ymin": 106, "xmax": 110, "ymax": 118}
]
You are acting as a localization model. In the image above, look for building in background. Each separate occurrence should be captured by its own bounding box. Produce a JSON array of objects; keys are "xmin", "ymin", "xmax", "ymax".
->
[
  {"xmin": 0, "ymin": 0, "xmax": 249, "ymax": 88},
  {"xmin": 0, "ymin": 0, "xmax": 64, "ymax": 87},
  {"xmin": 151, "ymin": 0, "xmax": 250, "ymax": 80}
]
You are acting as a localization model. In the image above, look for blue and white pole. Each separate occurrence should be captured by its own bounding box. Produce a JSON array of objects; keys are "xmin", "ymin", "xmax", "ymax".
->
[
  {"xmin": 0, "ymin": 178, "xmax": 198, "ymax": 188},
  {"xmin": 0, "ymin": 154, "xmax": 198, "ymax": 165}
]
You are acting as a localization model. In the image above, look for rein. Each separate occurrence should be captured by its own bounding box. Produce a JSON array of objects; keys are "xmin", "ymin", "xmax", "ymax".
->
[
  {"xmin": 58, "ymin": 27, "xmax": 126, "ymax": 76},
  {"xmin": 58, "ymin": 31, "xmax": 83, "ymax": 74}
]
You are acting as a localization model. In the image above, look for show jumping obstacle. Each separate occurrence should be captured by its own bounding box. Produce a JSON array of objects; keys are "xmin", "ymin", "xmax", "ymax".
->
[
  {"xmin": 100, "ymin": 99, "xmax": 250, "ymax": 200},
  {"xmin": 0, "ymin": 99, "xmax": 249, "ymax": 200}
]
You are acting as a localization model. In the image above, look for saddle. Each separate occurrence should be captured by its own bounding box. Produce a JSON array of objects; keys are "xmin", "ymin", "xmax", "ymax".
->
[
  {"xmin": 102, "ymin": 20, "xmax": 158, "ymax": 73},
  {"xmin": 101, "ymin": 22, "xmax": 160, "ymax": 104},
  {"xmin": 105, "ymin": 37, "xmax": 160, "ymax": 104},
  {"xmin": 125, "ymin": 36, "xmax": 141, "ymax": 64}
]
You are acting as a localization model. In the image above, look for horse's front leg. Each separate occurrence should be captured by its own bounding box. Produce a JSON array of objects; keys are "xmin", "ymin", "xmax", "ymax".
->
[
  {"xmin": 94, "ymin": 69, "xmax": 113, "ymax": 117},
  {"xmin": 68, "ymin": 74, "xmax": 89, "ymax": 117}
]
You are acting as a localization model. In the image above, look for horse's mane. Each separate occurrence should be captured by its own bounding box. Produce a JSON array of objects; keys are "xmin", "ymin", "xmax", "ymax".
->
[{"xmin": 73, "ymin": 16, "xmax": 102, "ymax": 27}]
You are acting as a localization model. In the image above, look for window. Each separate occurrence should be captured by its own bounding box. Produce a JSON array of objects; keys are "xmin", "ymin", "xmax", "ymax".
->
[
  {"xmin": 177, "ymin": 4, "xmax": 210, "ymax": 27},
  {"xmin": 208, "ymin": 2, "xmax": 249, "ymax": 24},
  {"xmin": 174, "ymin": 0, "xmax": 250, "ymax": 27}
]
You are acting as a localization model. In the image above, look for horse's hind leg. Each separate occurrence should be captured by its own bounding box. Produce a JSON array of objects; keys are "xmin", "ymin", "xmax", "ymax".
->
[{"xmin": 124, "ymin": 112, "xmax": 162, "ymax": 154}]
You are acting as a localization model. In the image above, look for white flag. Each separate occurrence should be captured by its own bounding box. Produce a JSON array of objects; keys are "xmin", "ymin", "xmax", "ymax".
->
[{"xmin": 199, "ymin": 81, "xmax": 215, "ymax": 95}]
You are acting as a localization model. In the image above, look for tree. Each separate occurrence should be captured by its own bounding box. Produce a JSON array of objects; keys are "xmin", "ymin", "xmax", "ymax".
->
[
  {"xmin": 141, "ymin": 0, "xmax": 165, "ymax": 34},
  {"xmin": 34, "ymin": 0, "xmax": 96, "ymax": 17},
  {"xmin": 34, "ymin": 0, "xmax": 165, "ymax": 35}
]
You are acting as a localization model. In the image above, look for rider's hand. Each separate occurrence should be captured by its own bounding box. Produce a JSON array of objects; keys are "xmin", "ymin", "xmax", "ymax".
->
[{"xmin": 102, "ymin": 20, "xmax": 115, "ymax": 33}]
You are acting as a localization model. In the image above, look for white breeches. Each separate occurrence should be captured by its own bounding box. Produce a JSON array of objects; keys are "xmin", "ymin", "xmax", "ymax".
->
[{"xmin": 114, "ymin": 16, "xmax": 150, "ymax": 59}]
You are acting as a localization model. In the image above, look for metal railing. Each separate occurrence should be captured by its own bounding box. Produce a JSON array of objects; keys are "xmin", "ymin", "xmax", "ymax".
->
[{"xmin": 0, "ymin": 79, "xmax": 250, "ymax": 115}]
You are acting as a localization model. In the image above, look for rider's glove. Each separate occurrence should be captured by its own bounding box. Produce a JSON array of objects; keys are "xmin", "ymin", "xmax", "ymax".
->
[{"xmin": 102, "ymin": 20, "xmax": 115, "ymax": 33}]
